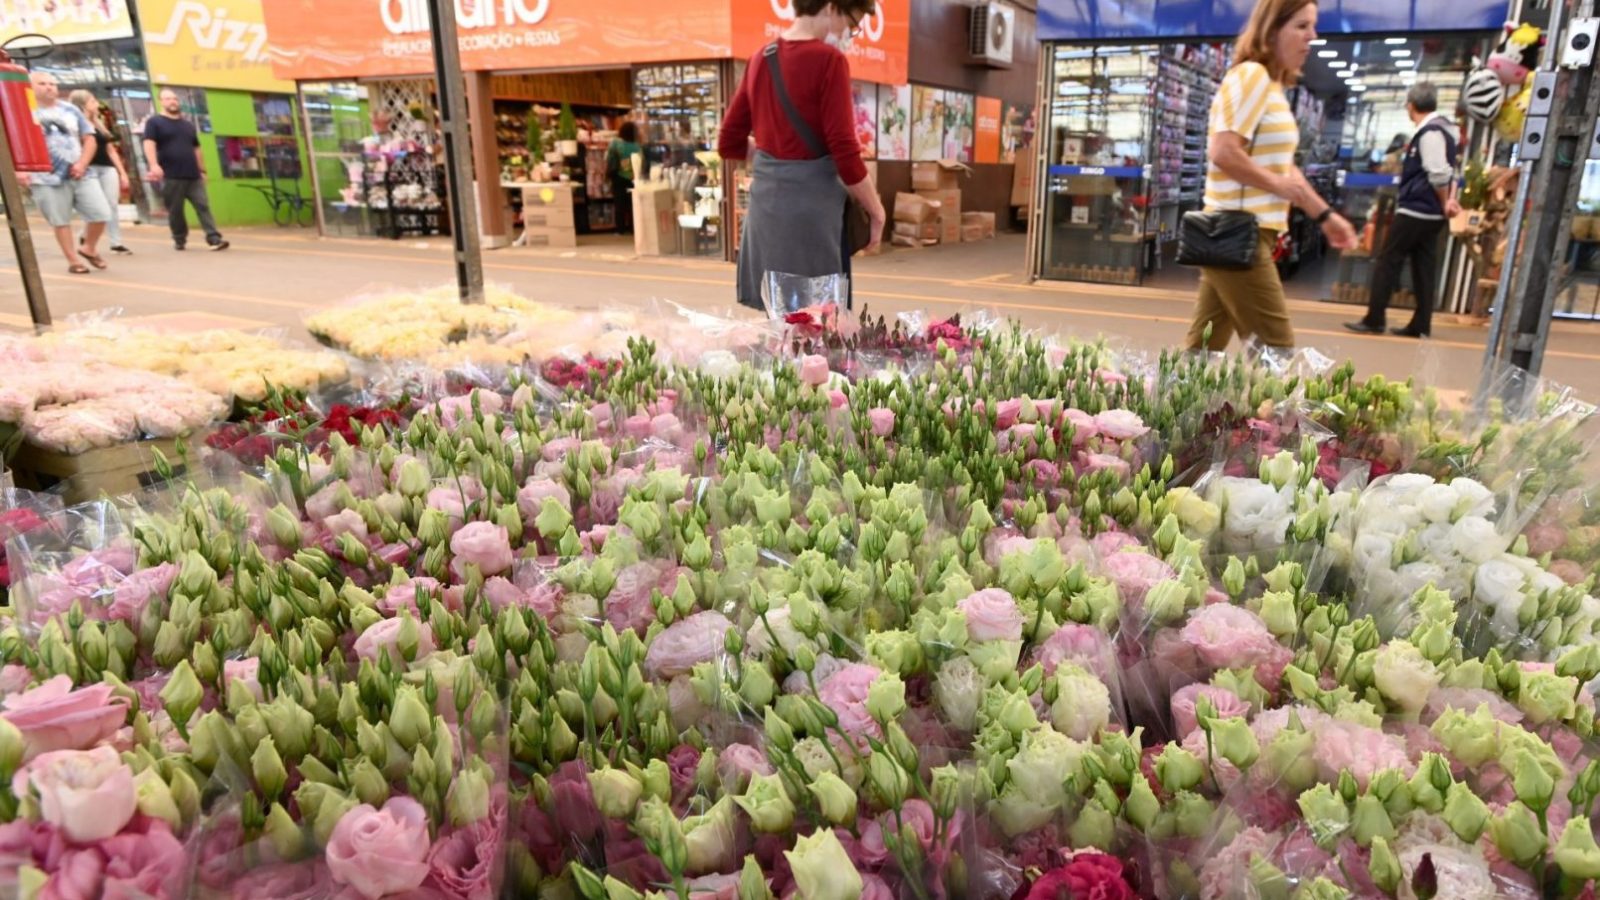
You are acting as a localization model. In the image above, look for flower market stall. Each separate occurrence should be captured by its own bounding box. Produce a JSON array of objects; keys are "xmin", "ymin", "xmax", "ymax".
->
[{"xmin": 0, "ymin": 306, "xmax": 1598, "ymax": 900}]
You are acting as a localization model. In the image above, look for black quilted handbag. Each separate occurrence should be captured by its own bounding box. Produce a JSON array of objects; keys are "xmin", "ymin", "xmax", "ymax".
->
[{"xmin": 1177, "ymin": 209, "xmax": 1259, "ymax": 270}]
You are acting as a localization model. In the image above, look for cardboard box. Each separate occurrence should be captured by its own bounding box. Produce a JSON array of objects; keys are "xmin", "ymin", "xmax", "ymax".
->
[
  {"xmin": 962, "ymin": 211, "xmax": 997, "ymax": 239},
  {"xmin": 892, "ymin": 221, "xmax": 922, "ymax": 239},
  {"xmin": 912, "ymin": 159, "xmax": 971, "ymax": 192},
  {"xmin": 916, "ymin": 188, "xmax": 962, "ymax": 244},
  {"xmin": 632, "ymin": 183, "xmax": 681, "ymax": 256},
  {"xmin": 520, "ymin": 225, "xmax": 578, "ymax": 249},
  {"xmin": 519, "ymin": 182, "xmax": 577, "ymax": 210},
  {"xmin": 1011, "ymin": 143, "xmax": 1035, "ymax": 209},
  {"xmin": 893, "ymin": 193, "xmax": 940, "ymax": 225},
  {"xmin": 961, "ymin": 224, "xmax": 987, "ymax": 242},
  {"xmin": 521, "ymin": 206, "xmax": 574, "ymax": 229}
]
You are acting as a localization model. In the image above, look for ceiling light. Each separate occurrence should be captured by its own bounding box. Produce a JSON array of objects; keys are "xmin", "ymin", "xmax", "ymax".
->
[
  {"xmin": 1311, "ymin": 39, "xmax": 1327, "ymax": 46},
  {"xmin": 1391, "ymin": 49, "xmax": 1412, "ymax": 57},
  {"xmin": 1385, "ymin": 37, "xmax": 1406, "ymax": 45},
  {"xmin": 1351, "ymin": 84, "xmax": 1368, "ymax": 91},
  {"xmin": 1318, "ymin": 50, "xmax": 1338, "ymax": 58}
]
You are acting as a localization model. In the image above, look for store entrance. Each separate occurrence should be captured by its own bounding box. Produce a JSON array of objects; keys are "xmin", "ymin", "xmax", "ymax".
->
[{"xmin": 1038, "ymin": 34, "xmax": 1487, "ymax": 307}]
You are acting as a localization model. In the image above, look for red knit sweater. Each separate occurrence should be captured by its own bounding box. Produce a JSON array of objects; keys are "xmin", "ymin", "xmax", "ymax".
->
[{"xmin": 717, "ymin": 38, "xmax": 867, "ymax": 186}]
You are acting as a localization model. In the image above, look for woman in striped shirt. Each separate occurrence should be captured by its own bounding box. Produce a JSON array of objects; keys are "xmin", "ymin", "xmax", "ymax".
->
[{"xmin": 1186, "ymin": 0, "xmax": 1357, "ymax": 351}]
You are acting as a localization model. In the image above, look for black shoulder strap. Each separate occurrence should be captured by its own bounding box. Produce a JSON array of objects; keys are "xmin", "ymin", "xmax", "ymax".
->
[{"xmin": 763, "ymin": 42, "xmax": 828, "ymax": 160}]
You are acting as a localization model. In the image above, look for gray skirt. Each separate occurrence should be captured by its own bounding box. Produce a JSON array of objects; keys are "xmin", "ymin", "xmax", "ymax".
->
[{"xmin": 736, "ymin": 151, "xmax": 846, "ymax": 308}]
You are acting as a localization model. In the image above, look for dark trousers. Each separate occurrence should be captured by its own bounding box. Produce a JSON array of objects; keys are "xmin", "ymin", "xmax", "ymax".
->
[
  {"xmin": 160, "ymin": 178, "xmax": 222, "ymax": 246},
  {"xmin": 1364, "ymin": 214, "xmax": 1444, "ymax": 334},
  {"xmin": 612, "ymin": 177, "xmax": 633, "ymax": 235}
]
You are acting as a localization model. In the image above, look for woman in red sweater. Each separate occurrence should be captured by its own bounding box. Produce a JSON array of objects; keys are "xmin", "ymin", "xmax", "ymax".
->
[{"xmin": 718, "ymin": 0, "xmax": 886, "ymax": 310}]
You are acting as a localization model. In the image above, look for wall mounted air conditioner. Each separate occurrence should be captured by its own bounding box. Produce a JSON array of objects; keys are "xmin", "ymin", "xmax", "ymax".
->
[{"xmin": 969, "ymin": 2, "xmax": 1015, "ymax": 68}]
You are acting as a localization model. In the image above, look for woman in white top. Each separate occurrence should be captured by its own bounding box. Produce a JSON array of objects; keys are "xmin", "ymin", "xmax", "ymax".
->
[{"xmin": 1185, "ymin": 0, "xmax": 1357, "ymax": 351}]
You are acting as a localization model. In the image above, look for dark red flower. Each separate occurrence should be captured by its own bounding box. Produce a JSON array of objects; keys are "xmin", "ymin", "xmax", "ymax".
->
[{"xmin": 1024, "ymin": 853, "xmax": 1134, "ymax": 900}]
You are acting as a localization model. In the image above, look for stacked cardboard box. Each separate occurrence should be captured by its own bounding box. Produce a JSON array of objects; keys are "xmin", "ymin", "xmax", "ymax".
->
[
  {"xmin": 632, "ymin": 182, "xmax": 681, "ymax": 256},
  {"xmin": 913, "ymin": 160, "xmax": 969, "ymax": 245},
  {"xmin": 892, "ymin": 193, "xmax": 941, "ymax": 248},
  {"xmin": 517, "ymin": 183, "xmax": 578, "ymax": 249},
  {"xmin": 961, "ymin": 211, "xmax": 996, "ymax": 242}
]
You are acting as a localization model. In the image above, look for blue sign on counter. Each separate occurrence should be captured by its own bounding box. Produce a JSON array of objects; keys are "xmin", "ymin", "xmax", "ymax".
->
[
  {"xmin": 1039, "ymin": 0, "xmax": 1507, "ymax": 41},
  {"xmin": 1049, "ymin": 165, "xmax": 1146, "ymax": 178}
]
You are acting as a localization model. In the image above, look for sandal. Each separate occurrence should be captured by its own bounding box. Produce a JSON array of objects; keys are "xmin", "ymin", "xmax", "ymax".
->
[
  {"xmin": 68, "ymin": 264, "xmax": 90, "ymax": 274},
  {"xmin": 79, "ymin": 251, "xmax": 107, "ymax": 270}
]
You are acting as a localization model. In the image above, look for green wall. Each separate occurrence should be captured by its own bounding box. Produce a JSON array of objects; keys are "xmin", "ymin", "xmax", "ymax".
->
[{"xmin": 173, "ymin": 88, "xmax": 314, "ymax": 229}]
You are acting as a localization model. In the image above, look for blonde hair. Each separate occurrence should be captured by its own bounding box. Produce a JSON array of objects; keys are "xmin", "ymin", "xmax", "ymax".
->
[
  {"xmin": 1234, "ymin": 0, "xmax": 1317, "ymax": 84},
  {"xmin": 66, "ymin": 89, "xmax": 95, "ymax": 112}
]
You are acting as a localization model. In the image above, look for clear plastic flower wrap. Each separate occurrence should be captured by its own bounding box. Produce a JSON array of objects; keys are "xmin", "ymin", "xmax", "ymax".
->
[
  {"xmin": 8, "ymin": 499, "xmax": 139, "ymax": 632},
  {"xmin": 760, "ymin": 272, "xmax": 849, "ymax": 321}
]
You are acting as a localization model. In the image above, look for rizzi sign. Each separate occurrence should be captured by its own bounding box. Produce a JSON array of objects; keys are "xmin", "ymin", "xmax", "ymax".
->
[
  {"xmin": 766, "ymin": 0, "xmax": 885, "ymax": 43},
  {"xmin": 147, "ymin": 0, "xmax": 268, "ymax": 63},
  {"xmin": 380, "ymin": 0, "xmax": 551, "ymax": 35}
]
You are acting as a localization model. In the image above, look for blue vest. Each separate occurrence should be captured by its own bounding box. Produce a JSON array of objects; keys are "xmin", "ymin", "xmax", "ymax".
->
[{"xmin": 1398, "ymin": 118, "xmax": 1459, "ymax": 217}]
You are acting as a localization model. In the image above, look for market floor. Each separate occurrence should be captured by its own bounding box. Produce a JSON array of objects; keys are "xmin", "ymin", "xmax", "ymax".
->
[{"xmin": 4, "ymin": 219, "xmax": 1600, "ymax": 399}]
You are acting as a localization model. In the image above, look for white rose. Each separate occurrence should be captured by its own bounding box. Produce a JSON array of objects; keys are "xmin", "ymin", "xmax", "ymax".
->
[
  {"xmin": 1395, "ymin": 562, "xmax": 1451, "ymax": 600},
  {"xmin": 1004, "ymin": 728, "xmax": 1085, "ymax": 811},
  {"xmin": 1418, "ymin": 484, "xmax": 1460, "ymax": 524},
  {"xmin": 1474, "ymin": 559, "xmax": 1529, "ymax": 636},
  {"xmin": 1529, "ymin": 570, "xmax": 1566, "ymax": 599},
  {"xmin": 1450, "ymin": 517, "xmax": 1506, "ymax": 566},
  {"xmin": 1358, "ymin": 502, "xmax": 1413, "ymax": 538},
  {"xmin": 1372, "ymin": 640, "xmax": 1441, "ymax": 712},
  {"xmin": 988, "ymin": 782, "xmax": 1057, "ymax": 837},
  {"xmin": 1417, "ymin": 522, "xmax": 1457, "ymax": 562},
  {"xmin": 746, "ymin": 606, "xmax": 810, "ymax": 657},
  {"xmin": 1261, "ymin": 450, "xmax": 1300, "ymax": 490},
  {"xmin": 698, "ymin": 350, "xmax": 741, "ymax": 380},
  {"xmin": 1050, "ymin": 666, "xmax": 1112, "ymax": 741},
  {"xmin": 1386, "ymin": 473, "xmax": 1440, "ymax": 496},
  {"xmin": 1450, "ymin": 478, "xmax": 1497, "ymax": 520},
  {"xmin": 1220, "ymin": 479, "xmax": 1292, "ymax": 547},
  {"xmin": 934, "ymin": 656, "xmax": 985, "ymax": 732},
  {"xmin": 1353, "ymin": 532, "xmax": 1397, "ymax": 576}
]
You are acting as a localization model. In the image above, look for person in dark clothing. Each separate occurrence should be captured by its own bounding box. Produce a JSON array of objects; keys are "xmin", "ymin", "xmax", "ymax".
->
[
  {"xmin": 607, "ymin": 121, "xmax": 643, "ymax": 235},
  {"xmin": 1345, "ymin": 82, "xmax": 1459, "ymax": 339},
  {"xmin": 143, "ymin": 88, "xmax": 228, "ymax": 251}
]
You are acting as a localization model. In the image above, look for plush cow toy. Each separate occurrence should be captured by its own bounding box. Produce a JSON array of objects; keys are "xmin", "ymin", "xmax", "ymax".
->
[{"xmin": 1484, "ymin": 22, "xmax": 1545, "ymax": 141}]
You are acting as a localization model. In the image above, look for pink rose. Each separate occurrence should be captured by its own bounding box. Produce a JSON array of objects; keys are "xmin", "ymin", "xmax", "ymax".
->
[
  {"xmin": 646, "ymin": 612, "xmax": 735, "ymax": 679},
  {"xmin": 1523, "ymin": 522, "xmax": 1567, "ymax": 557},
  {"xmin": 12, "ymin": 746, "xmax": 135, "ymax": 843},
  {"xmin": 354, "ymin": 617, "xmax": 436, "ymax": 664},
  {"xmin": 957, "ymin": 588, "xmax": 1024, "ymax": 642},
  {"xmin": 425, "ymin": 488, "xmax": 468, "ymax": 526},
  {"xmin": 717, "ymin": 743, "xmax": 775, "ymax": 791},
  {"xmin": 449, "ymin": 522, "xmax": 514, "ymax": 580},
  {"xmin": 827, "ymin": 389, "xmax": 849, "ymax": 411},
  {"xmin": 1024, "ymin": 459, "xmax": 1061, "ymax": 486},
  {"xmin": 798, "ymin": 355, "xmax": 831, "ymax": 387},
  {"xmin": 994, "ymin": 398, "xmax": 1024, "ymax": 430},
  {"xmin": 1170, "ymin": 684, "xmax": 1249, "ymax": 738},
  {"xmin": 688, "ymin": 874, "xmax": 741, "ymax": 900},
  {"xmin": 1091, "ymin": 531, "xmax": 1143, "ymax": 558},
  {"xmin": 1095, "ymin": 409, "xmax": 1149, "ymax": 441},
  {"xmin": 481, "ymin": 576, "xmax": 528, "ymax": 613},
  {"xmin": 816, "ymin": 664, "xmax": 885, "ymax": 741},
  {"xmin": 548, "ymin": 761, "xmax": 602, "ymax": 843},
  {"xmin": 1313, "ymin": 720, "xmax": 1413, "ymax": 789},
  {"xmin": 1061, "ymin": 408, "xmax": 1099, "ymax": 445},
  {"xmin": 2, "ymin": 677, "xmax": 127, "ymax": 760},
  {"xmin": 427, "ymin": 810, "xmax": 504, "ymax": 900},
  {"xmin": 867, "ymin": 407, "xmax": 895, "ymax": 437},
  {"xmin": 1035, "ymin": 624, "xmax": 1115, "ymax": 680},
  {"xmin": 323, "ymin": 509, "xmax": 370, "ymax": 542},
  {"xmin": 541, "ymin": 436, "xmax": 582, "ymax": 463},
  {"xmin": 1099, "ymin": 550, "xmax": 1176, "ymax": 612},
  {"xmin": 860, "ymin": 874, "xmax": 895, "ymax": 900},
  {"xmin": 1552, "ymin": 559, "xmax": 1589, "ymax": 585},
  {"xmin": 431, "ymin": 390, "xmax": 505, "ymax": 431},
  {"xmin": 652, "ymin": 413, "xmax": 686, "ymax": 443},
  {"xmin": 227, "ymin": 861, "xmax": 336, "ymax": 900},
  {"xmin": 623, "ymin": 414, "xmax": 653, "ymax": 440},
  {"xmin": 606, "ymin": 561, "xmax": 680, "ymax": 634},
  {"xmin": 37, "ymin": 846, "xmax": 106, "ymax": 900},
  {"xmin": 1095, "ymin": 368, "xmax": 1129, "ymax": 386},
  {"xmin": 326, "ymin": 797, "xmax": 433, "ymax": 900},
  {"xmin": 381, "ymin": 578, "xmax": 443, "ymax": 616},
  {"xmin": 100, "ymin": 816, "xmax": 187, "ymax": 900},
  {"xmin": 222, "ymin": 658, "xmax": 263, "ymax": 704},
  {"xmin": 1081, "ymin": 452, "xmax": 1131, "ymax": 479},
  {"xmin": 107, "ymin": 563, "xmax": 176, "ymax": 624},
  {"xmin": 1179, "ymin": 604, "xmax": 1282, "ymax": 669}
]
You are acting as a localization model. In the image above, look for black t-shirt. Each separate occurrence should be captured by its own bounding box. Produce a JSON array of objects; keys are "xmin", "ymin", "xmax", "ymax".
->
[
  {"xmin": 143, "ymin": 115, "xmax": 201, "ymax": 179},
  {"xmin": 89, "ymin": 126, "xmax": 117, "ymax": 168}
]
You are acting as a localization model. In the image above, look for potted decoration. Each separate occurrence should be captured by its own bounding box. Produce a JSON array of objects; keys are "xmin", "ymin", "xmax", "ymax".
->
[
  {"xmin": 525, "ymin": 110, "xmax": 543, "ymax": 164},
  {"xmin": 556, "ymin": 103, "xmax": 580, "ymax": 157},
  {"xmin": 1451, "ymin": 159, "xmax": 1491, "ymax": 237}
]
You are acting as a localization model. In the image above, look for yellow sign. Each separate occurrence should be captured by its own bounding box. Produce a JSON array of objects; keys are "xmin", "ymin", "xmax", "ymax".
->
[
  {"xmin": 0, "ymin": 0, "xmax": 135, "ymax": 48},
  {"xmin": 141, "ymin": 0, "xmax": 293, "ymax": 93}
]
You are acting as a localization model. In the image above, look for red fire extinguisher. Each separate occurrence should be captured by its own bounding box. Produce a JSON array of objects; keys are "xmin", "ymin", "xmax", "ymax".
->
[{"xmin": 0, "ymin": 48, "xmax": 51, "ymax": 173}]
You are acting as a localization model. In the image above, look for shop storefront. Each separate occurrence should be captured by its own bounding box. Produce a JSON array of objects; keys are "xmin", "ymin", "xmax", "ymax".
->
[
  {"xmin": 261, "ymin": 0, "xmax": 910, "ymax": 259},
  {"xmin": 1030, "ymin": 0, "xmax": 1512, "ymax": 314}
]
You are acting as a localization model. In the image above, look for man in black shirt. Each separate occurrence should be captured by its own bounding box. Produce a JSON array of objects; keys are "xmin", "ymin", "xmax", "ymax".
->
[{"xmin": 142, "ymin": 88, "xmax": 228, "ymax": 251}]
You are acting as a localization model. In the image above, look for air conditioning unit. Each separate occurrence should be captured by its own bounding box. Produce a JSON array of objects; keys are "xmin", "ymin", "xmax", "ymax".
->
[{"xmin": 969, "ymin": 2, "xmax": 1015, "ymax": 68}]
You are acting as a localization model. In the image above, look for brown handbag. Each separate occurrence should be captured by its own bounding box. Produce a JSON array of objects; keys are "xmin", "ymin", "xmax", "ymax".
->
[{"xmin": 763, "ymin": 43, "xmax": 874, "ymax": 255}]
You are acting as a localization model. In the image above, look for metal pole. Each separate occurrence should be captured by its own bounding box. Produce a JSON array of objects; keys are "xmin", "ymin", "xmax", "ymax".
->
[
  {"xmin": 0, "ymin": 94, "xmax": 49, "ymax": 327},
  {"xmin": 422, "ymin": 0, "xmax": 484, "ymax": 304},
  {"xmin": 1476, "ymin": 168, "xmax": 1530, "ymax": 398}
]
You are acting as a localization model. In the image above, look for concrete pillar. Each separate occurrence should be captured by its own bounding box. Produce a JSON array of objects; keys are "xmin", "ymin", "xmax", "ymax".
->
[{"xmin": 465, "ymin": 71, "xmax": 511, "ymax": 249}]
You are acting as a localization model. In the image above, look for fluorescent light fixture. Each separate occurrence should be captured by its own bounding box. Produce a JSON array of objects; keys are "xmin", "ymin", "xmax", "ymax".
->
[
  {"xmin": 1385, "ymin": 37, "xmax": 1406, "ymax": 45},
  {"xmin": 1318, "ymin": 50, "xmax": 1339, "ymax": 58},
  {"xmin": 1351, "ymin": 84, "xmax": 1369, "ymax": 91},
  {"xmin": 1311, "ymin": 39, "xmax": 1327, "ymax": 45},
  {"xmin": 1391, "ymin": 49, "xmax": 1412, "ymax": 57}
]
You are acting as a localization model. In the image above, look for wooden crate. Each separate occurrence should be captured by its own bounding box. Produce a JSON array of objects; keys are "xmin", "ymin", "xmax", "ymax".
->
[{"xmin": 8, "ymin": 434, "xmax": 199, "ymax": 505}]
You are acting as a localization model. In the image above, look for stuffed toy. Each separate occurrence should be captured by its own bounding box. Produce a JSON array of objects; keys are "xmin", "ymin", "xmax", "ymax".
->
[
  {"xmin": 1476, "ymin": 22, "xmax": 1545, "ymax": 140},
  {"xmin": 1487, "ymin": 22, "xmax": 1542, "ymax": 85},
  {"xmin": 1463, "ymin": 66, "xmax": 1506, "ymax": 123}
]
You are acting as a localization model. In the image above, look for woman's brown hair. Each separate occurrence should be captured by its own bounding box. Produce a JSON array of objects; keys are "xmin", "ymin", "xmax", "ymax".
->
[
  {"xmin": 1234, "ymin": 0, "xmax": 1317, "ymax": 84},
  {"xmin": 794, "ymin": 0, "xmax": 876, "ymax": 19}
]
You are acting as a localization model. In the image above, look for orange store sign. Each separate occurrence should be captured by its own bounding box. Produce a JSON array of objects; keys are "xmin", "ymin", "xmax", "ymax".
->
[
  {"xmin": 730, "ymin": 0, "xmax": 908, "ymax": 84},
  {"xmin": 264, "ymin": 0, "xmax": 906, "ymax": 84}
]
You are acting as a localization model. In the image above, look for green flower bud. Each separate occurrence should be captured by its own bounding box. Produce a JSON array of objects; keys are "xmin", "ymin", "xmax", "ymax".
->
[
  {"xmin": 1491, "ymin": 801, "xmax": 1547, "ymax": 868},
  {"xmin": 1069, "ymin": 798, "xmax": 1116, "ymax": 850},
  {"xmin": 449, "ymin": 760, "xmax": 493, "ymax": 826},
  {"xmin": 264, "ymin": 802, "xmax": 305, "ymax": 861},
  {"xmin": 1350, "ymin": 794, "xmax": 1395, "ymax": 848},
  {"xmin": 251, "ymin": 737, "xmax": 288, "ymax": 800},
  {"xmin": 735, "ymin": 773, "xmax": 796, "ymax": 834},
  {"xmin": 1298, "ymin": 784, "xmax": 1350, "ymax": 849},
  {"xmin": 589, "ymin": 767, "xmax": 645, "ymax": 819},
  {"xmin": 1124, "ymin": 771, "xmax": 1160, "ymax": 832},
  {"xmin": 349, "ymin": 757, "xmax": 390, "ymax": 807},
  {"xmin": 1210, "ymin": 716, "xmax": 1259, "ymax": 769},
  {"xmin": 808, "ymin": 771, "xmax": 858, "ymax": 827},
  {"xmin": 389, "ymin": 686, "xmax": 433, "ymax": 751},
  {"xmin": 159, "ymin": 660, "xmax": 203, "ymax": 732},
  {"xmin": 1555, "ymin": 816, "xmax": 1600, "ymax": 880},
  {"xmin": 1155, "ymin": 744, "xmax": 1205, "ymax": 793},
  {"xmin": 1369, "ymin": 836, "xmax": 1401, "ymax": 894}
]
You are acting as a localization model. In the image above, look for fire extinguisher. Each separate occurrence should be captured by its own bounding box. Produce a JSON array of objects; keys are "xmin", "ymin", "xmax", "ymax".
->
[{"xmin": 0, "ymin": 44, "xmax": 51, "ymax": 173}]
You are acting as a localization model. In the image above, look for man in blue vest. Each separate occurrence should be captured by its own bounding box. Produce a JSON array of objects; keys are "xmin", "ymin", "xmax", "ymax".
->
[{"xmin": 1345, "ymin": 82, "xmax": 1459, "ymax": 339}]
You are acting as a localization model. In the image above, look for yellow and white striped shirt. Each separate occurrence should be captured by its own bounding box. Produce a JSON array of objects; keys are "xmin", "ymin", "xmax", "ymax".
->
[{"xmin": 1203, "ymin": 62, "xmax": 1299, "ymax": 232}]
